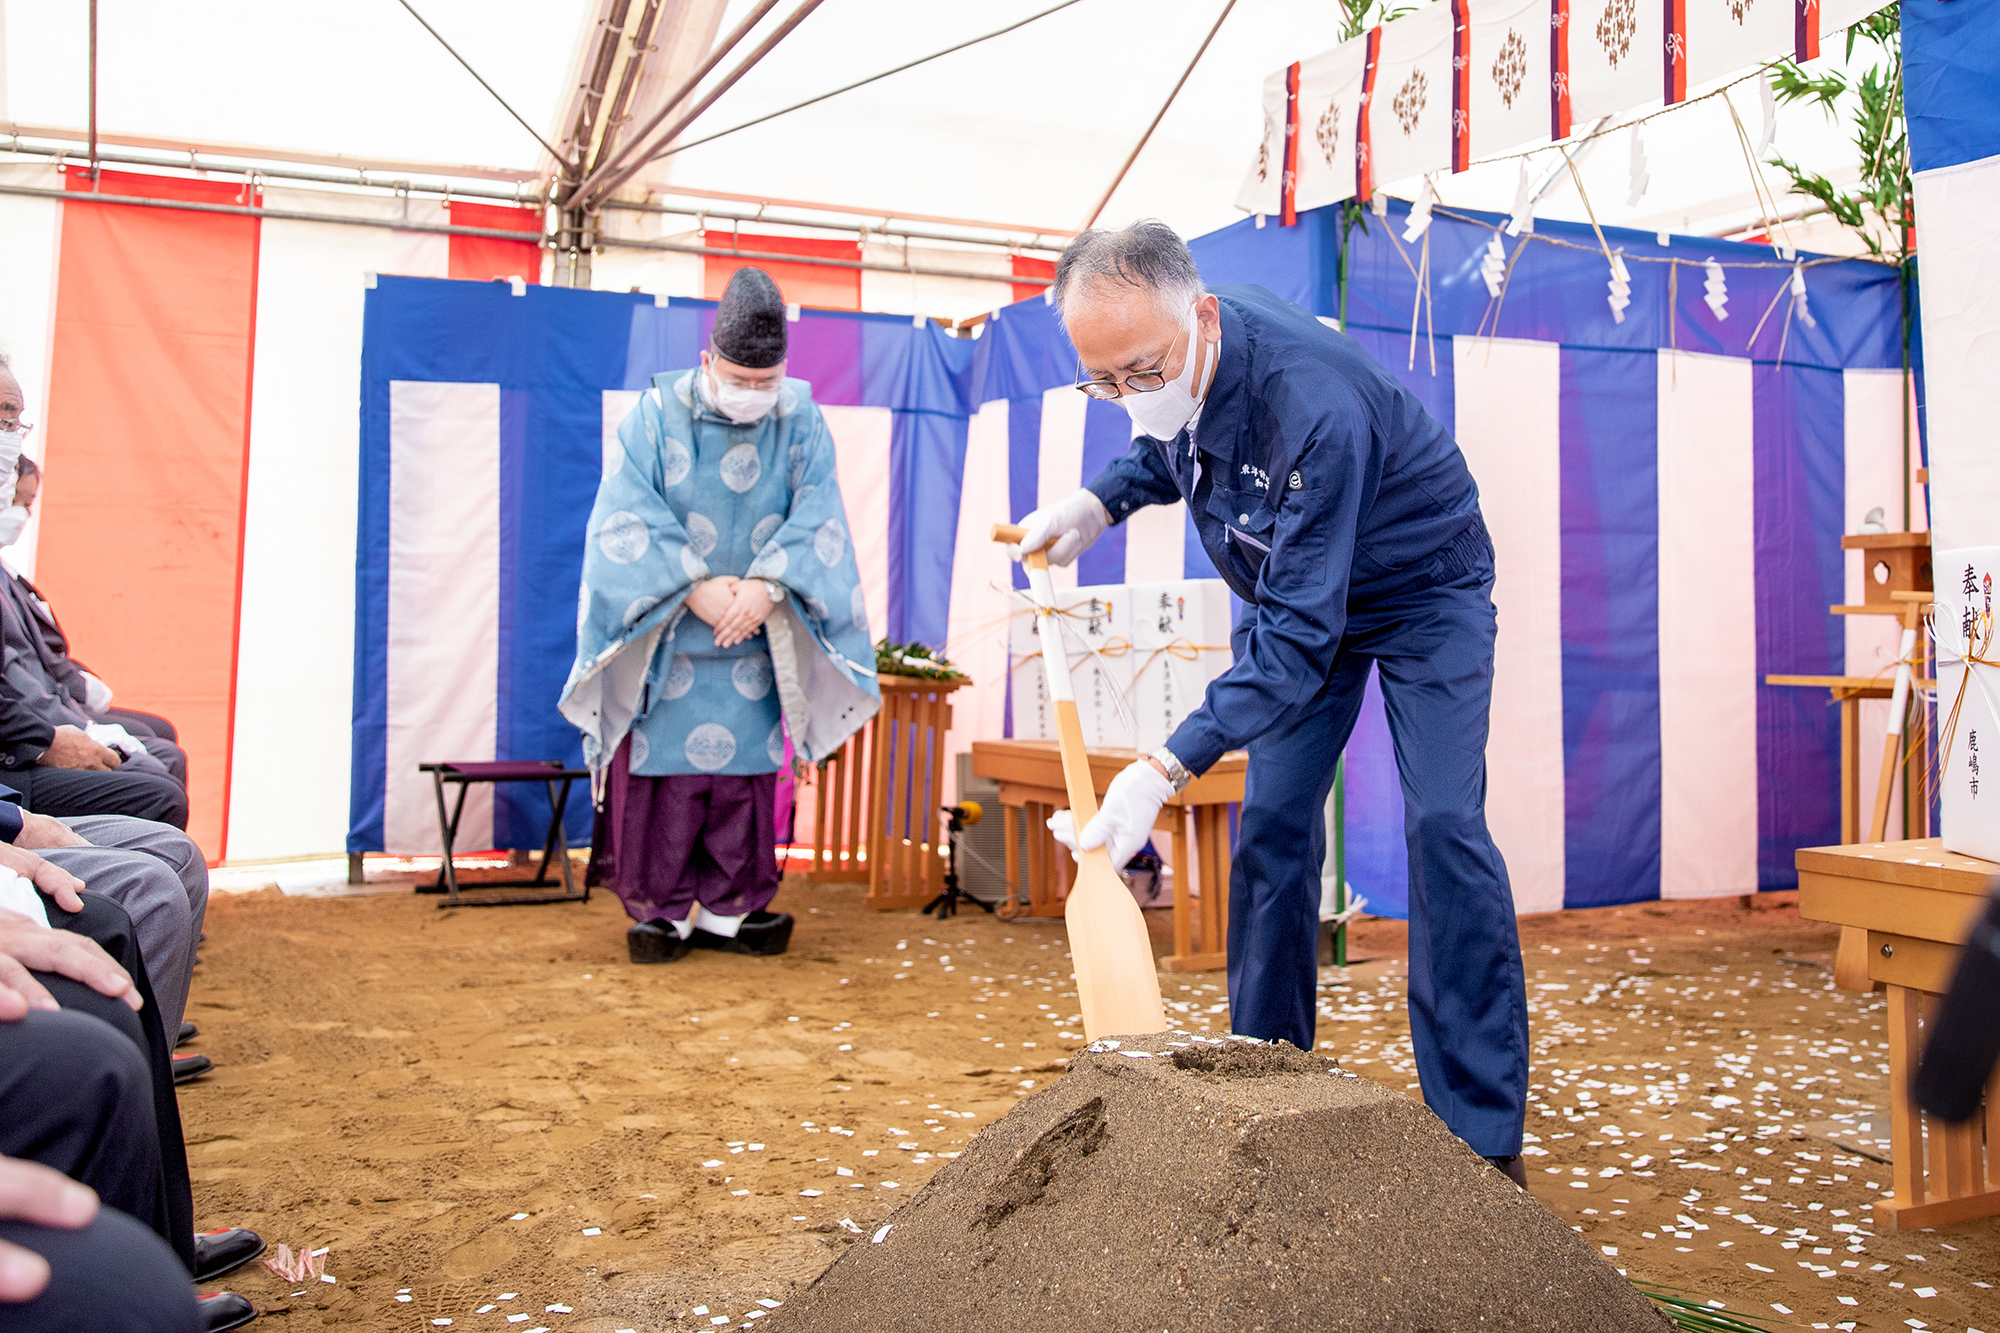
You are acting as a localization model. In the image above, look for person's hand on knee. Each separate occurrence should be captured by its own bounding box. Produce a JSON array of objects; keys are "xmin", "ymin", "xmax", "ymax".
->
[
  {"xmin": 0, "ymin": 914, "xmax": 139, "ymax": 1015},
  {"xmin": 35, "ymin": 726, "xmax": 121, "ymax": 772},
  {"xmin": 10, "ymin": 814, "xmax": 87, "ymax": 852},
  {"xmin": 0, "ymin": 846, "xmax": 83, "ymax": 914},
  {"xmin": 0, "ymin": 1156, "xmax": 98, "ymax": 1302}
]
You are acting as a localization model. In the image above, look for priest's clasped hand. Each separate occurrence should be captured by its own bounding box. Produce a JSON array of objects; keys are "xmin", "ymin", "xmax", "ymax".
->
[
  {"xmin": 1046, "ymin": 758, "xmax": 1176, "ymax": 871},
  {"xmin": 686, "ymin": 576, "xmax": 778, "ymax": 648}
]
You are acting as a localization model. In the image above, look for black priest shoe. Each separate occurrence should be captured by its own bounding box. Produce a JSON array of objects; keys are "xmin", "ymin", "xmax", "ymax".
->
[
  {"xmin": 193, "ymin": 1228, "xmax": 267, "ymax": 1283},
  {"xmin": 1485, "ymin": 1154, "xmax": 1528, "ymax": 1188},
  {"xmin": 177, "ymin": 1020, "xmax": 199, "ymax": 1047},
  {"xmin": 199, "ymin": 1291, "xmax": 258, "ymax": 1332},
  {"xmin": 628, "ymin": 920, "xmax": 694, "ymax": 964},
  {"xmin": 690, "ymin": 910, "xmax": 794, "ymax": 957},
  {"xmin": 173, "ymin": 1053, "xmax": 214, "ymax": 1085}
]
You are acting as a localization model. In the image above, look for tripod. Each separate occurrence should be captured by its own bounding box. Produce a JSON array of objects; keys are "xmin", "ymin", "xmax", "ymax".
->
[{"xmin": 925, "ymin": 803, "xmax": 997, "ymax": 919}]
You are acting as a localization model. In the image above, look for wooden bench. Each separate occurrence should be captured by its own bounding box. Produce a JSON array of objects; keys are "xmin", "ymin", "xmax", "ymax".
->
[{"xmin": 1796, "ymin": 837, "xmax": 2000, "ymax": 1229}]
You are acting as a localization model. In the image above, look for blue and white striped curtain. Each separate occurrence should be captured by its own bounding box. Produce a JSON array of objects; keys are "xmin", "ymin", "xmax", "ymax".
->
[{"xmin": 353, "ymin": 203, "xmax": 1914, "ymax": 924}]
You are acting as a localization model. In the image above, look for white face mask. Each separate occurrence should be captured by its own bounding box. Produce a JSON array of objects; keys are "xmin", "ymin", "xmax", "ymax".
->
[
  {"xmin": 0, "ymin": 507, "xmax": 27, "ymax": 547},
  {"xmin": 1120, "ymin": 304, "xmax": 1214, "ymax": 441},
  {"xmin": 0, "ymin": 429, "xmax": 24, "ymax": 510},
  {"xmin": 704, "ymin": 367, "xmax": 782, "ymax": 425}
]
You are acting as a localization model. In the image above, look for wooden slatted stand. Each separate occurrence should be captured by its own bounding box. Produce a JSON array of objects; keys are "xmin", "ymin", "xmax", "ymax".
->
[
  {"xmin": 803, "ymin": 727, "xmax": 870, "ymax": 883},
  {"xmin": 863, "ymin": 674, "xmax": 970, "ymax": 911},
  {"xmin": 969, "ymin": 738, "xmax": 1246, "ymax": 972},
  {"xmin": 1796, "ymin": 837, "xmax": 2000, "ymax": 1229}
]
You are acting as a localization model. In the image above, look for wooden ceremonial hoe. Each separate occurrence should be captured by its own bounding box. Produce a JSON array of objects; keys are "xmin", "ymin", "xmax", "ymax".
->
[{"xmin": 992, "ymin": 523, "xmax": 1167, "ymax": 1041}]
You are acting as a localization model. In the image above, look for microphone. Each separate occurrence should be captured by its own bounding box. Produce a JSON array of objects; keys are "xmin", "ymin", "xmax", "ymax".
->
[{"xmin": 1914, "ymin": 883, "xmax": 2000, "ymax": 1124}]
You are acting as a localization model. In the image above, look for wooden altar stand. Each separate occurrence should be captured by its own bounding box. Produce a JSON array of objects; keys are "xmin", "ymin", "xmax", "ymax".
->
[
  {"xmin": 969, "ymin": 739, "xmax": 1246, "ymax": 972},
  {"xmin": 1797, "ymin": 838, "xmax": 2000, "ymax": 1229}
]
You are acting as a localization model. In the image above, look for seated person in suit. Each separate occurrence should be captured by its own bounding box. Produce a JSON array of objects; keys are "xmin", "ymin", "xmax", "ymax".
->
[
  {"xmin": 0, "ymin": 893, "xmax": 260, "ymax": 1332},
  {"xmin": 0, "ymin": 371, "xmax": 187, "ymax": 829}
]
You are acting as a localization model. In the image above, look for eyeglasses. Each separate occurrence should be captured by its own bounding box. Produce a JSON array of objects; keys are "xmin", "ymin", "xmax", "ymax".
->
[
  {"xmin": 1072, "ymin": 316, "xmax": 1189, "ymax": 401},
  {"xmin": 0, "ymin": 422, "xmax": 33, "ymax": 438}
]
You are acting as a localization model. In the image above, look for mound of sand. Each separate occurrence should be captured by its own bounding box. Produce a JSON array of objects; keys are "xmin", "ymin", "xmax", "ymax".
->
[{"xmin": 767, "ymin": 1034, "xmax": 1673, "ymax": 1333}]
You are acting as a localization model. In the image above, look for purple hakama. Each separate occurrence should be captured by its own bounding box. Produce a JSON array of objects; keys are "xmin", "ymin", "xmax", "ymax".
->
[{"xmin": 590, "ymin": 735, "xmax": 780, "ymax": 925}]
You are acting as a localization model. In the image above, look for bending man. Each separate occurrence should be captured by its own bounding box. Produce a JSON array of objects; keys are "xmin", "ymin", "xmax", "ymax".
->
[{"xmin": 1024, "ymin": 222, "xmax": 1529, "ymax": 1183}]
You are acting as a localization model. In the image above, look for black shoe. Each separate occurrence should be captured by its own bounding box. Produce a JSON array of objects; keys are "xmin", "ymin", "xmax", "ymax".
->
[
  {"xmin": 174, "ymin": 1053, "xmax": 214, "ymax": 1085},
  {"xmin": 627, "ymin": 920, "xmax": 693, "ymax": 965},
  {"xmin": 199, "ymin": 1291, "xmax": 257, "ymax": 1331},
  {"xmin": 193, "ymin": 1228, "xmax": 266, "ymax": 1283},
  {"xmin": 178, "ymin": 1020, "xmax": 198, "ymax": 1047},
  {"xmin": 691, "ymin": 910, "xmax": 794, "ymax": 957},
  {"xmin": 1485, "ymin": 1154, "xmax": 1528, "ymax": 1188}
]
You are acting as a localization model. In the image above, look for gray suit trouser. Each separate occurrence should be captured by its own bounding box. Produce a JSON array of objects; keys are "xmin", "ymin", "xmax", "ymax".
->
[{"xmin": 39, "ymin": 816, "xmax": 208, "ymax": 1041}]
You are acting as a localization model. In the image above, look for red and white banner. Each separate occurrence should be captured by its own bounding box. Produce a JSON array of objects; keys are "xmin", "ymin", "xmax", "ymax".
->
[{"xmin": 1250, "ymin": 0, "xmax": 1894, "ymax": 207}]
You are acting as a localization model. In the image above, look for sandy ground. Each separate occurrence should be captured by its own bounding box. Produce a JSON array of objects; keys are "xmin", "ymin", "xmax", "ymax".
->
[{"xmin": 179, "ymin": 875, "xmax": 2000, "ymax": 1333}]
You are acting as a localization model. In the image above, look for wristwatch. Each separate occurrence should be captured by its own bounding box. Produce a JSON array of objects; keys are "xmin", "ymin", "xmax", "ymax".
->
[
  {"xmin": 761, "ymin": 579, "xmax": 786, "ymax": 603},
  {"xmin": 1149, "ymin": 746, "xmax": 1193, "ymax": 793}
]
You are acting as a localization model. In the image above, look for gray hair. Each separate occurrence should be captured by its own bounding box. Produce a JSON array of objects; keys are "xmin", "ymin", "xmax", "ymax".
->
[{"xmin": 1052, "ymin": 220, "xmax": 1204, "ymax": 323}]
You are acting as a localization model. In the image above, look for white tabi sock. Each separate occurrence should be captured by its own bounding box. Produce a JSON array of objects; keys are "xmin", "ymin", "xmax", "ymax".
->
[
  {"xmin": 665, "ymin": 916, "xmax": 693, "ymax": 940},
  {"xmin": 693, "ymin": 904, "xmax": 744, "ymax": 938}
]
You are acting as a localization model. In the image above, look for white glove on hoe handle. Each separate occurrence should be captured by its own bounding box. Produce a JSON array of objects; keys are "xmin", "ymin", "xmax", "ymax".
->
[
  {"xmin": 1047, "ymin": 760, "xmax": 1175, "ymax": 870},
  {"xmin": 993, "ymin": 520, "xmax": 1165, "ymax": 1042},
  {"xmin": 1016, "ymin": 488, "xmax": 1111, "ymax": 567}
]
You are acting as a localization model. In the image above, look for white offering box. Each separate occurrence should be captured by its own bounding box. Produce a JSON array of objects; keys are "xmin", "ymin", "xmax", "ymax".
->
[
  {"xmin": 1127, "ymin": 580, "xmax": 1235, "ymax": 755},
  {"xmin": 1064, "ymin": 585, "xmax": 1135, "ymax": 749},
  {"xmin": 1936, "ymin": 545, "xmax": 2000, "ymax": 862},
  {"xmin": 1006, "ymin": 585, "xmax": 1135, "ymax": 748}
]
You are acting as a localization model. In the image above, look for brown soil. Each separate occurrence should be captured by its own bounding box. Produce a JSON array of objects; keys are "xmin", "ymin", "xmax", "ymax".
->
[
  {"xmin": 768, "ymin": 1034, "xmax": 1673, "ymax": 1333},
  {"xmin": 181, "ymin": 879, "xmax": 2000, "ymax": 1333}
]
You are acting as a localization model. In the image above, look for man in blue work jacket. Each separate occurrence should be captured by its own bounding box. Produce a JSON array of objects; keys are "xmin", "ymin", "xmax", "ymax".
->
[{"xmin": 1022, "ymin": 220, "xmax": 1529, "ymax": 1185}]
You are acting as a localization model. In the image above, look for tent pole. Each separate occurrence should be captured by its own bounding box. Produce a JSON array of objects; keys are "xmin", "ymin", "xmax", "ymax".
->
[
  {"xmin": 0, "ymin": 181, "xmax": 1050, "ymax": 288},
  {"xmin": 570, "ymin": 0, "xmax": 785, "ymax": 206},
  {"xmin": 1077, "ymin": 0, "xmax": 1238, "ymax": 233},
  {"xmin": 581, "ymin": 0, "xmax": 828, "ymax": 211},
  {"xmin": 591, "ymin": 0, "xmax": 667, "ymax": 173},
  {"xmin": 87, "ymin": 0, "xmax": 98, "ymax": 187}
]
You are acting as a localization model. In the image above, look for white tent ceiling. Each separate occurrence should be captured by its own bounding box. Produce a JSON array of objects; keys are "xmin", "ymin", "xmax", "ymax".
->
[{"xmin": 1, "ymin": 0, "xmax": 1885, "ymax": 260}]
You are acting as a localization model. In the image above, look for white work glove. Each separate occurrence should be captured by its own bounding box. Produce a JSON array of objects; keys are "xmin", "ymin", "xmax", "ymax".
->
[
  {"xmin": 1016, "ymin": 488, "xmax": 1111, "ymax": 567},
  {"xmin": 1047, "ymin": 758, "xmax": 1175, "ymax": 871}
]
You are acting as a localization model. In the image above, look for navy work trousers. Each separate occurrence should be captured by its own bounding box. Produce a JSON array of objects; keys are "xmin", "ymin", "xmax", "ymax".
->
[{"xmin": 1225, "ymin": 556, "xmax": 1530, "ymax": 1158}]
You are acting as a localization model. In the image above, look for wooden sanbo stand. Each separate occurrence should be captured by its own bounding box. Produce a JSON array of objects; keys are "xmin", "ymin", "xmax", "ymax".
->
[{"xmin": 993, "ymin": 523, "xmax": 1167, "ymax": 1040}]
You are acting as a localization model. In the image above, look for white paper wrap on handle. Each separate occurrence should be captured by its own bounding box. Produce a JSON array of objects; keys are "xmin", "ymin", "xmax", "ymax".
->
[
  {"xmin": 1024, "ymin": 563, "xmax": 1075, "ymax": 704},
  {"xmin": 1886, "ymin": 623, "xmax": 1918, "ymax": 737}
]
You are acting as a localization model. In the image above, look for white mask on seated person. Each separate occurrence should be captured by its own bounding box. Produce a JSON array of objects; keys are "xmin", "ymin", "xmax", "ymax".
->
[
  {"xmin": 0, "ymin": 428, "xmax": 25, "ymax": 509},
  {"xmin": 0, "ymin": 506, "xmax": 26, "ymax": 547}
]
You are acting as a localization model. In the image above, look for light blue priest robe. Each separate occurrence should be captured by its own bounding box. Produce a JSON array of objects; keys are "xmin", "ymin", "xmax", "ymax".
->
[{"xmin": 559, "ymin": 370, "xmax": 879, "ymax": 785}]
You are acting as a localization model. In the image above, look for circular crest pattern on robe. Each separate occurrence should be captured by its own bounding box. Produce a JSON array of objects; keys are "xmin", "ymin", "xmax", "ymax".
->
[
  {"xmin": 684, "ymin": 722, "xmax": 738, "ymax": 772},
  {"xmin": 766, "ymin": 721, "xmax": 787, "ymax": 766},
  {"xmin": 662, "ymin": 652, "xmax": 698, "ymax": 700},
  {"xmin": 685, "ymin": 511, "xmax": 719, "ymax": 557},
  {"xmin": 814, "ymin": 518, "xmax": 847, "ymax": 567},
  {"xmin": 720, "ymin": 442, "xmax": 762, "ymax": 493},
  {"xmin": 732, "ymin": 654, "xmax": 775, "ymax": 700},
  {"xmin": 661, "ymin": 435, "xmax": 693, "ymax": 488},
  {"xmin": 599, "ymin": 511, "xmax": 650, "ymax": 564}
]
